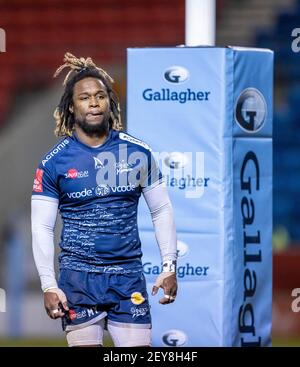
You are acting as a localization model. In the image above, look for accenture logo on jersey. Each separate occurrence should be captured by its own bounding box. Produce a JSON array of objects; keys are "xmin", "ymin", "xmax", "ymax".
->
[
  {"xmin": 162, "ymin": 330, "xmax": 187, "ymax": 347},
  {"xmin": 42, "ymin": 139, "xmax": 69, "ymax": 166}
]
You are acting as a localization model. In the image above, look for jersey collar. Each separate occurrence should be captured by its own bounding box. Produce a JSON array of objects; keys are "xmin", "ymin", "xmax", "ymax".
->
[{"xmin": 72, "ymin": 129, "xmax": 114, "ymax": 152}]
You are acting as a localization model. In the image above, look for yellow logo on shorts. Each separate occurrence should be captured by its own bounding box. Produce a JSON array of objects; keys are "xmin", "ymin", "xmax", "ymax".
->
[{"xmin": 131, "ymin": 292, "xmax": 145, "ymax": 305}]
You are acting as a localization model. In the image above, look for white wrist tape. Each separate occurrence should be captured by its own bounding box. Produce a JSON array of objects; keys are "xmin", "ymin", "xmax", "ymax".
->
[{"xmin": 162, "ymin": 260, "xmax": 177, "ymax": 273}]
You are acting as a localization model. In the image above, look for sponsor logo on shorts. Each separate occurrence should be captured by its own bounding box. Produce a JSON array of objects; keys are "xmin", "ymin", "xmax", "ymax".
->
[
  {"xmin": 69, "ymin": 309, "xmax": 77, "ymax": 320},
  {"xmin": 130, "ymin": 306, "xmax": 149, "ymax": 319},
  {"xmin": 68, "ymin": 307, "xmax": 99, "ymax": 320},
  {"xmin": 33, "ymin": 169, "xmax": 44, "ymax": 192},
  {"xmin": 131, "ymin": 292, "xmax": 145, "ymax": 305}
]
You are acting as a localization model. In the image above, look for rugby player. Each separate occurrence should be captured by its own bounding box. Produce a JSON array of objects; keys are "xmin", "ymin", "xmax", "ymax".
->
[{"xmin": 31, "ymin": 53, "xmax": 178, "ymax": 347}]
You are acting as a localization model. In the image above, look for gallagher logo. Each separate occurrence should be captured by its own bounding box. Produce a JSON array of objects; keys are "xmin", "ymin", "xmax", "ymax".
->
[
  {"xmin": 235, "ymin": 88, "xmax": 267, "ymax": 133},
  {"xmin": 164, "ymin": 152, "xmax": 188, "ymax": 169},
  {"xmin": 164, "ymin": 66, "xmax": 189, "ymax": 84},
  {"xmin": 177, "ymin": 240, "xmax": 189, "ymax": 258},
  {"xmin": 162, "ymin": 329, "xmax": 187, "ymax": 346}
]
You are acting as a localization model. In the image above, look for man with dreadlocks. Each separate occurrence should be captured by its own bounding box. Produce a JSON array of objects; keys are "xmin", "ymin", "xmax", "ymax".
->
[{"xmin": 31, "ymin": 53, "xmax": 177, "ymax": 347}]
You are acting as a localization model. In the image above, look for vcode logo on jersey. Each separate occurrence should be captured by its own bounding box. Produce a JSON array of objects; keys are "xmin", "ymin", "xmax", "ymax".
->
[
  {"xmin": 64, "ymin": 169, "xmax": 89, "ymax": 179},
  {"xmin": 235, "ymin": 88, "xmax": 267, "ymax": 133},
  {"xmin": 33, "ymin": 169, "xmax": 44, "ymax": 192},
  {"xmin": 67, "ymin": 188, "xmax": 93, "ymax": 199},
  {"xmin": 66, "ymin": 184, "xmax": 137, "ymax": 199}
]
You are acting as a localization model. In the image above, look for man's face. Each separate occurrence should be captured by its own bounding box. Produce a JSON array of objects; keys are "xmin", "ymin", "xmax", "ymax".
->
[{"xmin": 72, "ymin": 77, "xmax": 111, "ymax": 136}]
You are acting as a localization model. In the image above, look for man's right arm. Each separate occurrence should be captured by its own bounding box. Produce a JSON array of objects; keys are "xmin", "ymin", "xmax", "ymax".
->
[
  {"xmin": 31, "ymin": 196, "xmax": 69, "ymax": 318},
  {"xmin": 31, "ymin": 195, "xmax": 58, "ymax": 291}
]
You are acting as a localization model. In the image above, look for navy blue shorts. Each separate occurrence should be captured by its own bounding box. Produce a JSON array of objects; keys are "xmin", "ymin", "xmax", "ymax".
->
[{"xmin": 58, "ymin": 268, "xmax": 152, "ymax": 331}]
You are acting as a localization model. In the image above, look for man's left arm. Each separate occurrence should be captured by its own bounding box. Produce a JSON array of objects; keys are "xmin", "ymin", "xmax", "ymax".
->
[{"xmin": 142, "ymin": 182, "xmax": 178, "ymax": 304}]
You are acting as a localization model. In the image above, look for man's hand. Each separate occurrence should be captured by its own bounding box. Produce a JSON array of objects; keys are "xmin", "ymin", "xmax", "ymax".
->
[
  {"xmin": 44, "ymin": 288, "xmax": 69, "ymax": 319},
  {"xmin": 152, "ymin": 272, "xmax": 177, "ymax": 305}
]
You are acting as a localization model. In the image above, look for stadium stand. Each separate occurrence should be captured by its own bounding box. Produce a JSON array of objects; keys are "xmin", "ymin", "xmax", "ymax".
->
[
  {"xmin": 0, "ymin": 0, "xmax": 228, "ymax": 128},
  {"xmin": 256, "ymin": 0, "xmax": 300, "ymax": 242}
]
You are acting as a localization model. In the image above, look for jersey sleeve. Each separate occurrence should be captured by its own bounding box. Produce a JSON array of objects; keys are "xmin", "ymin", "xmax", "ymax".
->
[
  {"xmin": 141, "ymin": 148, "xmax": 163, "ymax": 191},
  {"xmin": 32, "ymin": 162, "xmax": 59, "ymax": 199}
]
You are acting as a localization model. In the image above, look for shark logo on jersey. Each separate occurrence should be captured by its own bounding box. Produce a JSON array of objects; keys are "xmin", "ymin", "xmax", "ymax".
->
[{"xmin": 94, "ymin": 157, "xmax": 104, "ymax": 170}]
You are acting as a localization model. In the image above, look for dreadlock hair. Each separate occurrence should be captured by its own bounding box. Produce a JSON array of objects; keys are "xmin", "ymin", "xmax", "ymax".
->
[{"xmin": 53, "ymin": 52, "xmax": 123, "ymax": 137}]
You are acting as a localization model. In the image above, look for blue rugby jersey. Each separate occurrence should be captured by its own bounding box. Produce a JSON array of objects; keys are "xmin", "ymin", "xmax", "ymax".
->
[{"xmin": 32, "ymin": 129, "xmax": 162, "ymax": 273}]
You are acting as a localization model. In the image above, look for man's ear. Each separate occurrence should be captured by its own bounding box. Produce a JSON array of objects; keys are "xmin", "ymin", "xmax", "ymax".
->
[{"xmin": 69, "ymin": 105, "xmax": 74, "ymax": 113}]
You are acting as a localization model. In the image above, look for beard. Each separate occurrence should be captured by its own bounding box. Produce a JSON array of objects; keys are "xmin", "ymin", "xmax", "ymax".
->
[{"xmin": 75, "ymin": 114, "xmax": 110, "ymax": 137}]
